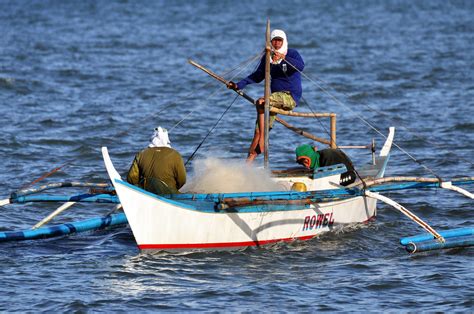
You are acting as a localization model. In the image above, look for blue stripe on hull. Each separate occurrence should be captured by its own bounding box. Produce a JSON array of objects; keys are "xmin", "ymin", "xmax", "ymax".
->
[{"xmin": 115, "ymin": 179, "xmax": 361, "ymax": 213}]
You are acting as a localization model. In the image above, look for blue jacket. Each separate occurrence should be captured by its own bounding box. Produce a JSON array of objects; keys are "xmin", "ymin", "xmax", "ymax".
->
[{"xmin": 236, "ymin": 48, "xmax": 305, "ymax": 104}]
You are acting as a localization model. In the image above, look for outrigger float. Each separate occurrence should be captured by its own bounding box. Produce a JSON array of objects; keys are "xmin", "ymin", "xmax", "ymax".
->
[{"xmin": 1, "ymin": 21, "xmax": 473, "ymax": 254}]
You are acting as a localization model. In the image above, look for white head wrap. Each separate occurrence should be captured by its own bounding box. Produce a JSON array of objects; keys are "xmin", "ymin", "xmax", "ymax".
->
[
  {"xmin": 149, "ymin": 126, "xmax": 171, "ymax": 148},
  {"xmin": 270, "ymin": 29, "xmax": 288, "ymax": 64}
]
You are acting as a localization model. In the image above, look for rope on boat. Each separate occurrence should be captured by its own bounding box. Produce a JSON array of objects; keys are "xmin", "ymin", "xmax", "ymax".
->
[
  {"xmin": 300, "ymin": 72, "xmax": 474, "ymax": 168},
  {"xmin": 169, "ymin": 52, "xmax": 264, "ymax": 133},
  {"xmin": 185, "ymin": 94, "xmax": 240, "ymax": 165},
  {"xmin": 85, "ymin": 52, "xmax": 265, "ymax": 158},
  {"xmin": 268, "ymin": 56, "xmax": 371, "ymax": 187},
  {"xmin": 281, "ymin": 56, "xmax": 445, "ymax": 180}
]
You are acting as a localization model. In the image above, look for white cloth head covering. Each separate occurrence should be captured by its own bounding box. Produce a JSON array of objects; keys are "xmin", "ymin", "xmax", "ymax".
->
[
  {"xmin": 270, "ymin": 29, "xmax": 288, "ymax": 64},
  {"xmin": 149, "ymin": 126, "xmax": 171, "ymax": 148}
]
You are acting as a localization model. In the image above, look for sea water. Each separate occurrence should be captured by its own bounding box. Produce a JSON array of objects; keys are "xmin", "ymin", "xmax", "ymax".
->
[{"xmin": 0, "ymin": 0, "xmax": 473, "ymax": 311}]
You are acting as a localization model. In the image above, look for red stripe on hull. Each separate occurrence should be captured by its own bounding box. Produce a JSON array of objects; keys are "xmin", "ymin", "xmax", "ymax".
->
[
  {"xmin": 137, "ymin": 214, "xmax": 377, "ymax": 250},
  {"xmin": 138, "ymin": 235, "xmax": 316, "ymax": 250}
]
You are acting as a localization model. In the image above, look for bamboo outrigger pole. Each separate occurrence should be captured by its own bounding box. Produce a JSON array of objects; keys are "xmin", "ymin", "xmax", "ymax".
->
[
  {"xmin": 364, "ymin": 190, "xmax": 445, "ymax": 243},
  {"xmin": 32, "ymin": 201, "xmax": 76, "ymax": 229},
  {"xmin": 263, "ymin": 19, "xmax": 271, "ymax": 168}
]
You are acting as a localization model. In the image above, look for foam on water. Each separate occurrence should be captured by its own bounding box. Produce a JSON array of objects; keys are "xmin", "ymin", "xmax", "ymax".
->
[{"xmin": 181, "ymin": 157, "xmax": 286, "ymax": 194}]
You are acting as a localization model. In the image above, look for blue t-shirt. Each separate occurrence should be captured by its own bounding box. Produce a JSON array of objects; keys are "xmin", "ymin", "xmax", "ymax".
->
[{"xmin": 236, "ymin": 48, "xmax": 305, "ymax": 104}]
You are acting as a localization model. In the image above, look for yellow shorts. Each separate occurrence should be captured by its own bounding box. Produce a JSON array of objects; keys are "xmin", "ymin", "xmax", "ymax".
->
[{"xmin": 257, "ymin": 91, "xmax": 296, "ymax": 128}]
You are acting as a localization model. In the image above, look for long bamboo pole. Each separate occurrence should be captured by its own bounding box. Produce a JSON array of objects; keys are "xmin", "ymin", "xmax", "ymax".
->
[
  {"xmin": 275, "ymin": 117, "xmax": 331, "ymax": 145},
  {"xmin": 330, "ymin": 114, "xmax": 337, "ymax": 148},
  {"xmin": 264, "ymin": 20, "xmax": 271, "ymax": 168},
  {"xmin": 357, "ymin": 176, "xmax": 474, "ymax": 188}
]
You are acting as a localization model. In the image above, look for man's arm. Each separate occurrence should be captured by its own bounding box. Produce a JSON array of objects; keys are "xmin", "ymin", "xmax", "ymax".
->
[
  {"xmin": 236, "ymin": 55, "xmax": 266, "ymax": 90},
  {"xmin": 285, "ymin": 49, "xmax": 305, "ymax": 74}
]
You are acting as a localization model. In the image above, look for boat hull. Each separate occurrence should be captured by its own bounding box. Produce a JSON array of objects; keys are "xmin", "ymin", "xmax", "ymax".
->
[
  {"xmin": 102, "ymin": 127, "xmax": 394, "ymax": 251},
  {"xmin": 114, "ymin": 180, "xmax": 376, "ymax": 250}
]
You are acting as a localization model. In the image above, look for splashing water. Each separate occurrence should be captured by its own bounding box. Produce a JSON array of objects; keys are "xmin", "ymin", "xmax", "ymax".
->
[{"xmin": 181, "ymin": 157, "xmax": 286, "ymax": 194}]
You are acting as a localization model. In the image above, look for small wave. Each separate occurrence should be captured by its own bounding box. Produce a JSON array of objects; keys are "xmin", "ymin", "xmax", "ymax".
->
[
  {"xmin": 39, "ymin": 118, "xmax": 63, "ymax": 127},
  {"xmin": 377, "ymin": 70, "xmax": 417, "ymax": 82},
  {"xmin": 33, "ymin": 42, "xmax": 53, "ymax": 52},
  {"xmin": 93, "ymin": 40, "xmax": 165, "ymax": 50},
  {"xmin": 449, "ymin": 123, "xmax": 474, "ymax": 131},
  {"xmin": 56, "ymin": 68, "xmax": 103, "ymax": 82},
  {"xmin": 0, "ymin": 77, "xmax": 34, "ymax": 94},
  {"xmin": 320, "ymin": 64, "xmax": 354, "ymax": 74},
  {"xmin": 0, "ymin": 77, "xmax": 15, "ymax": 87},
  {"xmin": 292, "ymin": 40, "xmax": 320, "ymax": 49}
]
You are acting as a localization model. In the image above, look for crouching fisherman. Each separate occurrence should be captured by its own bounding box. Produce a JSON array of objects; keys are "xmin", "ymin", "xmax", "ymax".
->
[
  {"xmin": 295, "ymin": 144, "xmax": 356, "ymax": 186},
  {"xmin": 127, "ymin": 126, "xmax": 186, "ymax": 194}
]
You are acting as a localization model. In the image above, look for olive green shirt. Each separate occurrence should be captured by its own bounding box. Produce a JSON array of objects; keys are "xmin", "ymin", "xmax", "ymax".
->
[{"xmin": 126, "ymin": 147, "xmax": 186, "ymax": 194}]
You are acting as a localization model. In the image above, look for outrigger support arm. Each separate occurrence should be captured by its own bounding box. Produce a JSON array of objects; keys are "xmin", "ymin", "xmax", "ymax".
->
[
  {"xmin": 0, "ymin": 198, "xmax": 10, "ymax": 207},
  {"xmin": 356, "ymin": 176, "xmax": 474, "ymax": 200},
  {"xmin": 440, "ymin": 181, "xmax": 474, "ymax": 199},
  {"xmin": 32, "ymin": 201, "xmax": 76, "ymax": 229},
  {"xmin": 364, "ymin": 190, "xmax": 445, "ymax": 243}
]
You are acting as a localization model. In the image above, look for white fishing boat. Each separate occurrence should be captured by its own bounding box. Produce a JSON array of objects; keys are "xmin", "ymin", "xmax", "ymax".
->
[
  {"xmin": 100, "ymin": 20, "xmax": 474, "ymax": 252},
  {"xmin": 102, "ymin": 127, "xmax": 393, "ymax": 250},
  {"xmin": 100, "ymin": 23, "xmax": 397, "ymax": 251}
]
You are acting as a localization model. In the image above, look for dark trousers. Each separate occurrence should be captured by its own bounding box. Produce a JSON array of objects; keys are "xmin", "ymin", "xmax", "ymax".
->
[{"xmin": 318, "ymin": 149, "xmax": 356, "ymax": 186}]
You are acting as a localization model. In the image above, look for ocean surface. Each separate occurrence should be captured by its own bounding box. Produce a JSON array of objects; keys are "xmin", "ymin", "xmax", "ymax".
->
[{"xmin": 0, "ymin": 0, "xmax": 473, "ymax": 311}]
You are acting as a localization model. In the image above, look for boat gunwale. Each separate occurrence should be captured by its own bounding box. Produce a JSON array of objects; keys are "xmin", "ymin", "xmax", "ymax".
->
[{"xmin": 114, "ymin": 179, "xmax": 365, "ymax": 214}]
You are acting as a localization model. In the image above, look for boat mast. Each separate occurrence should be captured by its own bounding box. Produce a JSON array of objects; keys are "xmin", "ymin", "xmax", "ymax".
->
[{"xmin": 264, "ymin": 19, "xmax": 271, "ymax": 168}]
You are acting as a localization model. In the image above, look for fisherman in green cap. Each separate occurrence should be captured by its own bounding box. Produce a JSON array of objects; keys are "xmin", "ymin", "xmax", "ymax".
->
[{"xmin": 295, "ymin": 144, "xmax": 356, "ymax": 186}]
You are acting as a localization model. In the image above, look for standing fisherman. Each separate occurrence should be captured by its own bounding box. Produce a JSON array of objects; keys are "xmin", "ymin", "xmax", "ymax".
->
[
  {"xmin": 127, "ymin": 127, "xmax": 186, "ymax": 194},
  {"xmin": 228, "ymin": 29, "xmax": 305, "ymax": 163}
]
